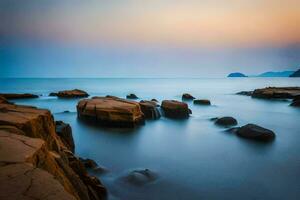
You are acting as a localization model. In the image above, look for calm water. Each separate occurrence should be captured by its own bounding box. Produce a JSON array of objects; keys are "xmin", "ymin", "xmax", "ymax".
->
[{"xmin": 1, "ymin": 78, "xmax": 300, "ymax": 200}]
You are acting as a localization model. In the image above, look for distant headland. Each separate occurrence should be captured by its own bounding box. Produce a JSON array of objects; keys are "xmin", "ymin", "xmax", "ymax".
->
[{"xmin": 227, "ymin": 69, "xmax": 300, "ymax": 77}]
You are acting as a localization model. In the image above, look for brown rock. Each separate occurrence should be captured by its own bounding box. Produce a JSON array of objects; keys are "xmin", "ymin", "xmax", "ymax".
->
[
  {"xmin": 0, "ymin": 93, "xmax": 39, "ymax": 99},
  {"xmin": 236, "ymin": 124, "xmax": 275, "ymax": 142},
  {"xmin": 0, "ymin": 96, "xmax": 9, "ymax": 104},
  {"xmin": 50, "ymin": 89, "xmax": 89, "ymax": 98},
  {"xmin": 161, "ymin": 100, "xmax": 190, "ymax": 119},
  {"xmin": 56, "ymin": 121, "xmax": 75, "ymax": 153},
  {"xmin": 193, "ymin": 99, "xmax": 211, "ymax": 105},
  {"xmin": 214, "ymin": 117, "xmax": 238, "ymax": 127},
  {"xmin": 80, "ymin": 158, "xmax": 98, "ymax": 169},
  {"xmin": 139, "ymin": 101, "xmax": 161, "ymax": 119},
  {"xmin": 77, "ymin": 96, "xmax": 145, "ymax": 128},
  {"xmin": 251, "ymin": 87, "xmax": 300, "ymax": 99},
  {"xmin": 182, "ymin": 93, "xmax": 195, "ymax": 100}
]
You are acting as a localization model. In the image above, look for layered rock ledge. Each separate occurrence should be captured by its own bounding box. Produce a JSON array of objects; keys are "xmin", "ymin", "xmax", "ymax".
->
[
  {"xmin": 0, "ymin": 101, "xmax": 106, "ymax": 200},
  {"xmin": 238, "ymin": 87, "xmax": 300, "ymax": 99},
  {"xmin": 0, "ymin": 93, "xmax": 39, "ymax": 99},
  {"xmin": 50, "ymin": 89, "xmax": 89, "ymax": 98},
  {"xmin": 77, "ymin": 96, "xmax": 145, "ymax": 128}
]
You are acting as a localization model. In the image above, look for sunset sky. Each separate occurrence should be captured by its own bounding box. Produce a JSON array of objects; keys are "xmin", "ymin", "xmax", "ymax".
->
[{"xmin": 1, "ymin": 0, "xmax": 300, "ymax": 77}]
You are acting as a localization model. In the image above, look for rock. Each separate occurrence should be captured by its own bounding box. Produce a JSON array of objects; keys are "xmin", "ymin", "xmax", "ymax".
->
[
  {"xmin": 0, "ymin": 96, "xmax": 9, "ymax": 104},
  {"xmin": 290, "ymin": 96, "xmax": 300, "ymax": 107},
  {"xmin": 80, "ymin": 158, "xmax": 98, "ymax": 169},
  {"xmin": 289, "ymin": 69, "xmax": 300, "ymax": 77},
  {"xmin": 0, "ymin": 93, "xmax": 39, "ymax": 99},
  {"xmin": 126, "ymin": 93, "xmax": 138, "ymax": 99},
  {"xmin": 236, "ymin": 124, "xmax": 275, "ymax": 142},
  {"xmin": 251, "ymin": 87, "xmax": 300, "ymax": 99},
  {"xmin": 193, "ymin": 99, "xmax": 211, "ymax": 105},
  {"xmin": 236, "ymin": 91, "xmax": 253, "ymax": 96},
  {"xmin": 0, "ymin": 102, "xmax": 107, "ymax": 200},
  {"xmin": 139, "ymin": 101, "xmax": 161, "ymax": 119},
  {"xmin": 161, "ymin": 100, "xmax": 190, "ymax": 119},
  {"xmin": 120, "ymin": 169, "xmax": 158, "ymax": 186},
  {"xmin": 77, "ymin": 96, "xmax": 145, "ymax": 128},
  {"xmin": 214, "ymin": 117, "xmax": 238, "ymax": 127},
  {"xmin": 50, "ymin": 89, "xmax": 89, "ymax": 98},
  {"xmin": 227, "ymin": 72, "xmax": 247, "ymax": 77},
  {"xmin": 151, "ymin": 99, "xmax": 158, "ymax": 102},
  {"xmin": 55, "ymin": 121, "xmax": 75, "ymax": 153},
  {"xmin": 182, "ymin": 93, "xmax": 195, "ymax": 100}
]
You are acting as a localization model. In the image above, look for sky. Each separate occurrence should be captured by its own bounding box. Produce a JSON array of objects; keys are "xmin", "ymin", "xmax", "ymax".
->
[{"xmin": 0, "ymin": 0, "xmax": 300, "ymax": 77}]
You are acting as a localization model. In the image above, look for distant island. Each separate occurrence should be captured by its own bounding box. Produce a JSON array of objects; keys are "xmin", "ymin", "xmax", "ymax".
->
[
  {"xmin": 228, "ymin": 69, "xmax": 300, "ymax": 77},
  {"xmin": 227, "ymin": 72, "xmax": 247, "ymax": 77},
  {"xmin": 290, "ymin": 69, "xmax": 300, "ymax": 77}
]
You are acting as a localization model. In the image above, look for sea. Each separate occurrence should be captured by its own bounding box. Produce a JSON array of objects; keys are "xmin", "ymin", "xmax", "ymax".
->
[{"xmin": 1, "ymin": 78, "xmax": 300, "ymax": 200}]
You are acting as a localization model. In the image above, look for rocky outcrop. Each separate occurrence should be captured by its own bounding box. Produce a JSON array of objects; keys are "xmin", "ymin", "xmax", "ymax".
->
[
  {"xmin": 77, "ymin": 96, "xmax": 145, "ymax": 128},
  {"xmin": 0, "ymin": 96, "xmax": 9, "ymax": 104},
  {"xmin": 236, "ymin": 91, "xmax": 253, "ymax": 96},
  {"xmin": 161, "ymin": 100, "xmax": 190, "ymax": 119},
  {"xmin": 238, "ymin": 87, "xmax": 300, "ymax": 99},
  {"xmin": 139, "ymin": 101, "xmax": 161, "ymax": 120},
  {"xmin": 182, "ymin": 93, "xmax": 195, "ymax": 100},
  {"xmin": 119, "ymin": 169, "xmax": 158, "ymax": 186},
  {"xmin": 126, "ymin": 94, "xmax": 138, "ymax": 99},
  {"xmin": 0, "ymin": 93, "xmax": 39, "ymax": 99},
  {"xmin": 236, "ymin": 124, "xmax": 275, "ymax": 142},
  {"xmin": 289, "ymin": 69, "xmax": 300, "ymax": 77},
  {"xmin": 193, "ymin": 99, "xmax": 211, "ymax": 105},
  {"xmin": 0, "ymin": 102, "xmax": 107, "ymax": 200},
  {"xmin": 214, "ymin": 117, "xmax": 237, "ymax": 127},
  {"xmin": 56, "ymin": 121, "xmax": 75, "ymax": 153},
  {"xmin": 50, "ymin": 89, "xmax": 89, "ymax": 98}
]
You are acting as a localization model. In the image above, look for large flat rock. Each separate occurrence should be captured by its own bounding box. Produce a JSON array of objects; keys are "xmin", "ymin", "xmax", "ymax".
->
[
  {"xmin": 238, "ymin": 87, "xmax": 300, "ymax": 99},
  {"xmin": 77, "ymin": 96, "xmax": 145, "ymax": 128},
  {"xmin": 161, "ymin": 100, "xmax": 190, "ymax": 119},
  {"xmin": 50, "ymin": 89, "xmax": 89, "ymax": 98}
]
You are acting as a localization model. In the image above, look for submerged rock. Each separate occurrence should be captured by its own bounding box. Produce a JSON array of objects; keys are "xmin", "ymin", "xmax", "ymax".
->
[
  {"xmin": 139, "ymin": 101, "xmax": 161, "ymax": 119},
  {"xmin": 214, "ymin": 117, "xmax": 238, "ymax": 127},
  {"xmin": 236, "ymin": 124, "xmax": 275, "ymax": 142},
  {"xmin": 126, "ymin": 93, "xmax": 138, "ymax": 99},
  {"xmin": 77, "ymin": 96, "xmax": 145, "ymax": 128},
  {"xmin": 50, "ymin": 89, "xmax": 89, "ymax": 98},
  {"xmin": 120, "ymin": 169, "xmax": 158, "ymax": 186},
  {"xmin": 236, "ymin": 91, "xmax": 253, "ymax": 96},
  {"xmin": 0, "ymin": 93, "xmax": 39, "ymax": 99},
  {"xmin": 161, "ymin": 100, "xmax": 190, "ymax": 119},
  {"xmin": 55, "ymin": 121, "xmax": 75, "ymax": 153},
  {"xmin": 0, "ymin": 102, "xmax": 107, "ymax": 200},
  {"xmin": 182, "ymin": 93, "xmax": 195, "ymax": 100},
  {"xmin": 193, "ymin": 99, "xmax": 211, "ymax": 105}
]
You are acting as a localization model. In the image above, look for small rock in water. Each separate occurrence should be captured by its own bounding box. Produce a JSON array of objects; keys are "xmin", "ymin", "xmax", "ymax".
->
[
  {"xmin": 236, "ymin": 91, "xmax": 253, "ymax": 96},
  {"xmin": 49, "ymin": 89, "xmax": 89, "ymax": 98},
  {"xmin": 161, "ymin": 100, "xmax": 190, "ymax": 119},
  {"xmin": 182, "ymin": 93, "xmax": 195, "ymax": 100},
  {"xmin": 194, "ymin": 99, "xmax": 211, "ymax": 105},
  {"xmin": 236, "ymin": 124, "xmax": 275, "ymax": 142},
  {"xmin": 214, "ymin": 117, "xmax": 238, "ymax": 127},
  {"xmin": 80, "ymin": 158, "xmax": 98, "ymax": 169},
  {"xmin": 151, "ymin": 99, "xmax": 159, "ymax": 102},
  {"xmin": 126, "ymin": 93, "xmax": 138, "ymax": 99},
  {"xmin": 120, "ymin": 169, "xmax": 158, "ymax": 186}
]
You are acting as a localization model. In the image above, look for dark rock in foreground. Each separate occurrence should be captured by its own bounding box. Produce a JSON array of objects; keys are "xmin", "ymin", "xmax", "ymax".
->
[
  {"xmin": 120, "ymin": 169, "xmax": 158, "ymax": 186},
  {"xmin": 214, "ymin": 117, "xmax": 238, "ymax": 127},
  {"xmin": 182, "ymin": 93, "xmax": 195, "ymax": 100},
  {"xmin": 236, "ymin": 124, "xmax": 275, "ymax": 142},
  {"xmin": 50, "ymin": 89, "xmax": 89, "ymax": 98},
  {"xmin": 227, "ymin": 72, "xmax": 247, "ymax": 77},
  {"xmin": 0, "ymin": 96, "xmax": 9, "ymax": 104},
  {"xmin": 126, "ymin": 93, "xmax": 138, "ymax": 99},
  {"xmin": 77, "ymin": 96, "xmax": 145, "ymax": 128},
  {"xmin": 139, "ymin": 100, "xmax": 161, "ymax": 119},
  {"xmin": 0, "ymin": 93, "xmax": 39, "ymax": 99},
  {"xmin": 289, "ymin": 69, "xmax": 300, "ymax": 77},
  {"xmin": 161, "ymin": 100, "xmax": 190, "ymax": 119},
  {"xmin": 55, "ymin": 120, "xmax": 75, "ymax": 153},
  {"xmin": 194, "ymin": 99, "xmax": 211, "ymax": 105}
]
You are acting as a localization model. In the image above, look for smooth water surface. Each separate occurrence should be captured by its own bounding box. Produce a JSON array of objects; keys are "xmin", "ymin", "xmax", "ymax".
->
[{"xmin": 1, "ymin": 78, "xmax": 300, "ymax": 200}]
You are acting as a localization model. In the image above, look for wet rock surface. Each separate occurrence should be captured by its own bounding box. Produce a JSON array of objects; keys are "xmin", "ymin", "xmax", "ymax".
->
[
  {"xmin": 290, "ymin": 96, "xmax": 300, "ymax": 107},
  {"xmin": 126, "ymin": 93, "xmax": 138, "ymax": 99},
  {"xmin": 139, "ymin": 101, "xmax": 161, "ymax": 120},
  {"xmin": 0, "ymin": 102, "xmax": 107, "ymax": 200},
  {"xmin": 214, "ymin": 117, "xmax": 238, "ymax": 127},
  {"xmin": 161, "ymin": 100, "xmax": 190, "ymax": 119},
  {"xmin": 238, "ymin": 87, "xmax": 300, "ymax": 99},
  {"xmin": 182, "ymin": 93, "xmax": 195, "ymax": 100},
  {"xmin": 77, "ymin": 96, "xmax": 145, "ymax": 128},
  {"xmin": 119, "ymin": 169, "xmax": 158, "ymax": 186},
  {"xmin": 193, "ymin": 99, "xmax": 211, "ymax": 105},
  {"xmin": 0, "ymin": 93, "xmax": 39, "ymax": 99},
  {"xmin": 56, "ymin": 121, "xmax": 75, "ymax": 153},
  {"xmin": 236, "ymin": 124, "xmax": 276, "ymax": 142},
  {"xmin": 50, "ymin": 89, "xmax": 89, "ymax": 98}
]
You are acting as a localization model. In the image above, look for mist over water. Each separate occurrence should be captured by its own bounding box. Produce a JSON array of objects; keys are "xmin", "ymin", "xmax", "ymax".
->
[{"xmin": 1, "ymin": 78, "xmax": 300, "ymax": 200}]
